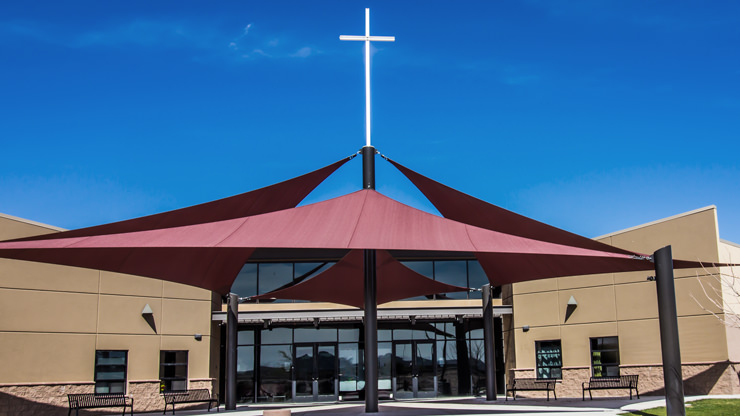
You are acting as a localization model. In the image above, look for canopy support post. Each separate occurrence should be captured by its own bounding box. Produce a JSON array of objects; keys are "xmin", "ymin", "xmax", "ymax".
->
[
  {"xmin": 362, "ymin": 146, "xmax": 375, "ymax": 190},
  {"xmin": 482, "ymin": 284, "xmax": 497, "ymax": 400},
  {"xmin": 654, "ymin": 246, "xmax": 685, "ymax": 416},
  {"xmin": 364, "ymin": 249, "xmax": 378, "ymax": 412},
  {"xmin": 225, "ymin": 293, "xmax": 238, "ymax": 410}
]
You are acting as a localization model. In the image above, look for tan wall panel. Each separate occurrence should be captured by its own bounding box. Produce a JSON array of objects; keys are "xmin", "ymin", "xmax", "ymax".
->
[
  {"xmin": 100, "ymin": 272, "xmax": 163, "ymax": 297},
  {"xmin": 0, "ymin": 216, "xmax": 60, "ymax": 240},
  {"xmin": 512, "ymin": 278, "xmax": 557, "ymax": 295},
  {"xmin": 609, "ymin": 209, "xmax": 719, "ymax": 264},
  {"xmin": 560, "ymin": 322, "xmax": 618, "ymax": 367},
  {"xmin": 557, "ymin": 273, "xmax": 613, "ymax": 290},
  {"xmin": 614, "ymin": 270, "xmax": 658, "ymax": 285},
  {"xmin": 557, "ymin": 286, "xmax": 616, "ymax": 325},
  {"xmin": 615, "ymin": 282, "xmax": 658, "ymax": 321},
  {"xmin": 678, "ymin": 315, "xmax": 728, "ymax": 362},
  {"xmin": 0, "ymin": 288, "xmax": 98, "ymax": 333},
  {"xmin": 0, "ymin": 259, "xmax": 99, "ymax": 293},
  {"xmin": 0, "ymin": 332, "xmax": 96, "ymax": 383},
  {"xmin": 675, "ymin": 275, "xmax": 724, "ymax": 316},
  {"xmin": 513, "ymin": 326, "xmax": 561, "ymax": 369},
  {"xmin": 162, "ymin": 281, "xmax": 212, "ymax": 300},
  {"xmin": 96, "ymin": 334, "xmax": 160, "ymax": 381},
  {"xmin": 98, "ymin": 295, "xmax": 162, "ymax": 335},
  {"xmin": 617, "ymin": 319, "xmax": 662, "ymax": 365},
  {"xmin": 161, "ymin": 335, "xmax": 212, "ymax": 379},
  {"xmin": 160, "ymin": 299, "xmax": 211, "ymax": 336},
  {"xmin": 513, "ymin": 292, "xmax": 560, "ymax": 328}
]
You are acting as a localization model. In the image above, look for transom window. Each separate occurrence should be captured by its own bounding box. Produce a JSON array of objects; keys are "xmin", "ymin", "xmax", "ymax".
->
[
  {"xmin": 590, "ymin": 337, "xmax": 620, "ymax": 377},
  {"xmin": 95, "ymin": 350, "xmax": 127, "ymax": 394},
  {"xmin": 535, "ymin": 340, "xmax": 562, "ymax": 379}
]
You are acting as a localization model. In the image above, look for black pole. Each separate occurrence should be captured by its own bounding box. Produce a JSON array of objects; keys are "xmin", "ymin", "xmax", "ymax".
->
[
  {"xmin": 364, "ymin": 249, "xmax": 378, "ymax": 412},
  {"xmin": 362, "ymin": 146, "xmax": 375, "ymax": 190},
  {"xmin": 362, "ymin": 145, "xmax": 379, "ymax": 412},
  {"xmin": 226, "ymin": 293, "xmax": 238, "ymax": 410},
  {"xmin": 654, "ymin": 246, "xmax": 685, "ymax": 416},
  {"xmin": 482, "ymin": 284, "xmax": 497, "ymax": 400}
]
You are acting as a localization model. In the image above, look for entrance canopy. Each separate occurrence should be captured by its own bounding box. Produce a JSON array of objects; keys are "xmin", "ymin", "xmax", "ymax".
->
[{"xmin": 0, "ymin": 155, "xmax": 713, "ymax": 300}]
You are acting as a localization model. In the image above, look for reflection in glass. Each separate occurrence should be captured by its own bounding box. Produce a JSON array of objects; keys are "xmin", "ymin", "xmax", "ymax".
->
[
  {"xmin": 469, "ymin": 339, "xmax": 486, "ymax": 396},
  {"xmin": 394, "ymin": 342, "xmax": 414, "ymax": 398},
  {"xmin": 238, "ymin": 330, "xmax": 254, "ymax": 345},
  {"xmin": 378, "ymin": 342, "xmax": 392, "ymax": 390},
  {"xmin": 416, "ymin": 342, "xmax": 435, "ymax": 393},
  {"xmin": 294, "ymin": 346, "xmax": 313, "ymax": 398},
  {"xmin": 339, "ymin": 328, "xmax": 360, "ymax": 342},
  {"xmin": 467, "ymin": 261, "xmax": 488, "ymax": 299},
  {"xmin": 294, "ymin": 328, "xmax": 337, "ymax": 343},
  {"xmin": 317, "ymin": 345, "xmax": 337, "ymax": 397},
  {"xmin": 261, "ymin": 328, "xmax": 292, "ymax": 345},
  {"xmin": 259, "ymin": 345, "xmax": 292, "ymax": 400},
  {"xmin": 237, "ymin": 346, "xmax": 255, "ymax": 402},
  {"xmin": 232, "ymin": 264, "xmax": 258, "ymax": 298},
  {"xmin": 434, "ymin": 261, "xmax": 468, "ymax": 299},
  {"xmin": 436, "ymin": 339, "xmax": 459, "ymax": 396},
  {"xmin": 339, "ymin": 343, "xmax": 360, "ymax": 392},
  {"xmin": 536, "ymin": 340, "xmax": 562, "ymax": 379},
  {"xmin": 259, "ymin": 263, "xmax": 294, "ymax": 295}
]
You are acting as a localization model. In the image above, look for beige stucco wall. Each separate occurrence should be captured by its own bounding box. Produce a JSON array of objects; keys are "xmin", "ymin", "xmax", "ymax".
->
[
  {"xmin": 506, "ymin": 206, "xmax": 739, "ymax": 395},
  {"xmin": 0, "ymin": 213, "xmax": 218, "ymax": 412}
]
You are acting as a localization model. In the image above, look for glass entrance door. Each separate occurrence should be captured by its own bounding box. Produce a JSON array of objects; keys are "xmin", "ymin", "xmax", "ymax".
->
[
  {"xmin": 293, "ymin": 343, "xmax": 337, "ymax": 402},
  {"xmin": 393, "ymin": 341, "xmax": 436, "ymax": 399}
]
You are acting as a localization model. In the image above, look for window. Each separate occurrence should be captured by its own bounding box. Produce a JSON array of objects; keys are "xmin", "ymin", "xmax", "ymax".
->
[
  {"xmin": 160, "ymin": 351, "xmax": 188, "ymax": 393},
  {"xmin": 591, "ymin": 337, "xmax": 620, "ymax": 377},
  {"xmin": 535, "ymin": 340, "xmax": 562, "ymax": 379},
  {"xmin": 95, "ymin": 350, "xmax": 127, "ymax": 394}
]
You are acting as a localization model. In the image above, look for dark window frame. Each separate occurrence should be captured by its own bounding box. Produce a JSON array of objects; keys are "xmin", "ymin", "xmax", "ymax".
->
[
  {"xmin": 535, "ymin": 340, "xmax": 562, "ymax": 379},
  {"xmin": 95, "ymin": 350, "xmax": 128, "ymax": 394},
  {"xmin": 590, "ymin": 336, "xmax": 620, "ymax": 377},
  {"xmin": 159, "ymin": 350, "xmax": 189, "ymax": 393}
]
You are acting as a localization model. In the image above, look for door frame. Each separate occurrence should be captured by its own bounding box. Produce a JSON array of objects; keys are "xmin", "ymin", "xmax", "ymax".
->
[{"xmin": 292, "ymin": 342, "xmax": 338, "ymax": 402}]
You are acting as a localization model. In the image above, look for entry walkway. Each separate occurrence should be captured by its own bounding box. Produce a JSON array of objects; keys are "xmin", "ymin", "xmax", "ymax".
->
[{"xmin": 141, "ymin": 395, "xmax": 740, "ymax": 415}]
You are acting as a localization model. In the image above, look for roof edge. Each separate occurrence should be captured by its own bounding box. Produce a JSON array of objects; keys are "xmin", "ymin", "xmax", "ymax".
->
[
  {"xmin": 593, "ymin": 205, "xmax": 717, "ymax": 240},
  {"xmin": 0, "ymin": 212, "xmax": 66, "ymax": 232},
  {"xmin": 720, "ymin": 239, "xmax": 740, "ymax": 249}
]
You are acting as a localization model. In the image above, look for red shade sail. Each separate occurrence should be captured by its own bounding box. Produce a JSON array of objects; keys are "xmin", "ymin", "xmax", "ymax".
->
[
  {"xmin": 0, "ymin": 157, "xmax": 718, "ymax": 296},
  {"xmin": 11, "ymin": 157, "xmax": 351, "ymax": 242},
  {"xmin": 251, "ymin": 250, "xmax": 469, "ymax": 308}
]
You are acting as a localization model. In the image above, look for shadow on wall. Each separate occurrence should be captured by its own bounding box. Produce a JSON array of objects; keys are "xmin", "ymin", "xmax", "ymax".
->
[
  {"xmin": 641, "ymin": 361, "xmax": 732, "ymax": 396},
  {"xmin": 0, "ymin": 391, "xmax": 69, "ymax": 416}
]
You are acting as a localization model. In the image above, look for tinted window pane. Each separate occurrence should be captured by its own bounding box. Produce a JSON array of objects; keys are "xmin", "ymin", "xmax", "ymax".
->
[
  {"xmin": 259, "ymin": 345, "xmax": 292, "ymax": 400},
  {"xmin": 259, "ymin": 263, "xmax": 294, "ymax": 294},
  {"xmin": 261, "ymin": 328, "xmax": 292, "ymax": 344},
  {"xmin": 434, "ymin": 261, "xmax": 468, "ymax": 299},
  {"xmin": 294, "ymin": 327, "xmax": 337, "ymax": 343},
  {"xmin": 467, "ymin": 261, "xmax": 488, "ymax": 298},
  {"xmin": 238, "ymin": 330, "xmax": 254, "ymax": 345},
  {"xmin": 402, "ymin": 261, "xmax": 433, "ymax": 278},
  {"xmin": 339, "ymin": 328, "xmax": 360, "ymax": 342},
  {"xmin": 232, "ymin": 263, "xmax": 258, "ymax": 297},
  {"xmin": 339, "ymin": 343, "xmax": 360, "ymax": 392}
]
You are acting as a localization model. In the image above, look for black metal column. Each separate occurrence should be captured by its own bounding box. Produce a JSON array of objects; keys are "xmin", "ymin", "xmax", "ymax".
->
[
  {"xmin": 362, "ymin": 146, "xmax": 375, "ymax": 190},
  {"xmin": 364, "ymin": 249, "xmax": 378, "ymax": 412},
  {"xmin": 226, "ymin": 293, "xmax": 238, "ymax": 410},
  {"xmin": 362, "ymin": 145, "xmax": 379, "ymax": 412},
  {"xmin": 482, "ymin": 284, "xmax": 497, "ymax": 400},
  {"xmin": 654, "ymin": 246, "xmax": 685, "ymax": 416}
]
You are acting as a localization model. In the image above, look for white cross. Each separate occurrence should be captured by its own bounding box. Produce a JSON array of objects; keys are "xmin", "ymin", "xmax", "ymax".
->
[{"xmin": 340, "ymin": 8, "xmax": 395, "ymax": 148}]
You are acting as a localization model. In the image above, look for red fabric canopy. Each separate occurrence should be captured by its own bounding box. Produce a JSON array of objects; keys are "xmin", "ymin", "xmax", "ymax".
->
[
  {"xmin": 251, "ymin": 250, "xmax": 469, "ymax": 308},
  {"xmin": 11, "ymin": 157, "xmax": 350, "ymax": 242},
  {"xmin": 0, "ymin": 157, "xmax": 717, "ymax": 297}
]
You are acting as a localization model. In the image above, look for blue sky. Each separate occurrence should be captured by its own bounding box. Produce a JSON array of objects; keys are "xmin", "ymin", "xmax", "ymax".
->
[{"xmin": 1, "ymin": 1, "xmax": 739, "ymax": 245}]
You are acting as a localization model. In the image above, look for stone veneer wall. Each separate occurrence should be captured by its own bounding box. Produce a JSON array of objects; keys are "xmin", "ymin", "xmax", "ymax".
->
[
  {"xmin": 0, "ymin": 378, "xmax": 217, "ymax": 415},
  {"xmin": 510, "ymin": 361, "xmax": 740, "ymax": 399}
]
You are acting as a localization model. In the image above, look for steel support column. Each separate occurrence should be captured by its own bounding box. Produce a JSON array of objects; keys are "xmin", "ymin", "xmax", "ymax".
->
[
  {"xmin": 654, "ymin": 246, "xmax": 685, "ymax": 416},
  {"xmin": 482, "ymin": 284, "xmax": 497, "ymax": 400},
  {"xmin": 225, "ymin": 293, "xmax": 238, "ymax": 410},
  {"xmin": 362, "ymin": 145, "xmax": 378, "ymax": 412}
]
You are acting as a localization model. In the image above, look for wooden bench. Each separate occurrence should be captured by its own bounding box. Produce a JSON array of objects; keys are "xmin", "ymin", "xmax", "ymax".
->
[
  {"xmin": 67, "ymin": 393, "xmax": 133, "ymax": 416},
  {"xmin": 582, "ymin": 375, "xmax": 639, "ymax": 400},
  {"xmin": 506, "ymin": 378, "xmax": 557, "ymax": 401},
  {"xmin": 163, "ymin": 389, "xmax": 219, "ymax": 414}
]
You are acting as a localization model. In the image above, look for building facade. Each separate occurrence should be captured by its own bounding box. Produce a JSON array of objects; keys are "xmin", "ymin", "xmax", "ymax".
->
[{"xmin": 1, "ymin": 206, "xmax": 738, "ymax": 414}]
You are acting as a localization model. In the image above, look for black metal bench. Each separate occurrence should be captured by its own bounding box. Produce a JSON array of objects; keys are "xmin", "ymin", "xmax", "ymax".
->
[
  {"xmin": 67, "ymin": 393, "xmax": 133, "ymax": 416},
  {"xmin": 163, "ymin": 389, "xmax": 219, "ymax": 414},
  {"xmin": 506, "ymin": 378, "xmax": 557, "ymax": 401},
  {"xmin": 582, "ymin": 375, "xmax": 639, "ymax": 400}
]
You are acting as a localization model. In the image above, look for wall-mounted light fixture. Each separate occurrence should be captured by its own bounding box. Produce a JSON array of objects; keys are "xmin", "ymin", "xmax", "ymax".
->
[
  {"xmin": 141, "ymin": 304, "xmax": 153, "ymax": 316},
  {"xmin": 522, "ymin": 325, "xmax": 530, "ymax": 332},
  {"xmin": 194, "ymin": 334, "xmax": 202, "ymax": 341}
]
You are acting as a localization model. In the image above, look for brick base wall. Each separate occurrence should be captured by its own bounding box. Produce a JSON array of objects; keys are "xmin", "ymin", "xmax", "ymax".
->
[
  {"xmin": 510, "ymin": 361, "xmax": 740, "ymax": 399},
  {"xmin": 0, "ymin": 379, "xmax": 217, "ymax": 415}
]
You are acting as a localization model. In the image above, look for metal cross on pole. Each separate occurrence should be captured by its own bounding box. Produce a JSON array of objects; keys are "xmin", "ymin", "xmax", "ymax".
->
[{"xmin": 340, "ymin": 8, "xmax": 395, "ymax": 148}]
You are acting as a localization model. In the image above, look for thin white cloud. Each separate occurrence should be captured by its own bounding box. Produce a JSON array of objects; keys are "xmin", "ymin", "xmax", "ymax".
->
[{"xmin": 290, "ymin": 47, "xmax": 313, "ymax": 58}]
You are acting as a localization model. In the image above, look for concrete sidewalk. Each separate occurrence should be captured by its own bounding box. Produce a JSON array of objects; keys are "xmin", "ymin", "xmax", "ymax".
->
[{"xmin": 145, "ymin": 395, "xmax": 740, "ymax": 416}]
